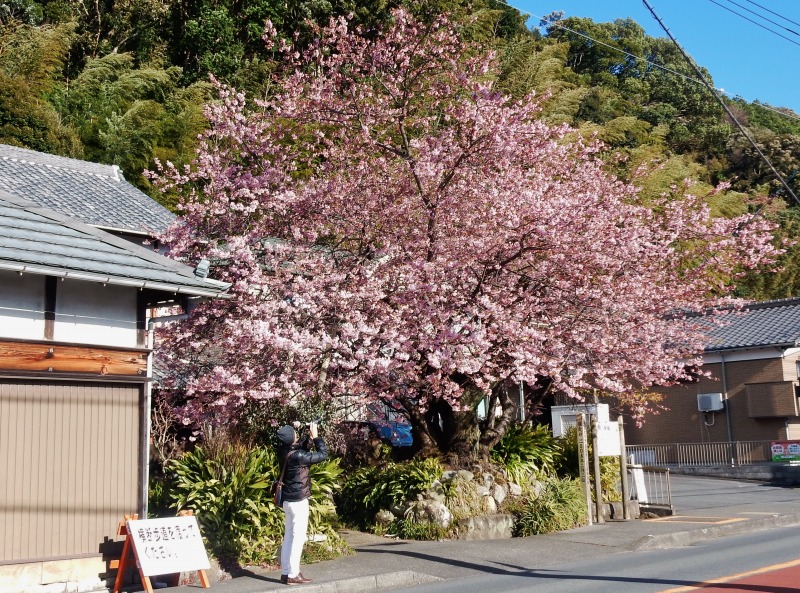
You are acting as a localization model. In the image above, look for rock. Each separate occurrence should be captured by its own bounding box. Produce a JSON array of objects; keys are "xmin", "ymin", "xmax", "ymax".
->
[
  {"xmin": 423, "ymin": 501, "xmax": 452, "ymax": 528},
  {"xmin": 475, "ymin": 484, "xmax": 490, "ymax": 496},
  {"xmin": 404, "ymin": 500, "xmax": 453, "ymax": 529},
  {"xmin": 426, "ymin": 480, "xmax": 446, "ymax": 502},
  {"xmin": 441, "ymin": 470, "xmax": 459, "ymax": 483},
  {"xmin": 457, "ymin": 469, "xmax": 474, "ymax": 482},
  {"xmin": 375, "ymin": 509, "xmax": 396, "ymax": 527},
  {"xmin": 483, "ymin": 495, "xmax": 497, "ymax": 513},
  {"xmin": 482, "ymin": 472, "xmax": 495, "ymax": 487},
  {"xmin": 492, "ymin": 484, "xmax": 507, "ymax": 505},
  {"xmin": 508, "ymin": 482, "xmax": 523, "ymax": 496}
]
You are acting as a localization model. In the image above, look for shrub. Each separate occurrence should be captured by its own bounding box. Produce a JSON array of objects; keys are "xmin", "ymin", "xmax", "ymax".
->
[
  {"xmin": 168, "ymin": 438, "xmax": 345, "ymax": 567},
  {"xmin": 337, "ymin": 457, "xmax": 443, "ymax": 529},
  {"xmin": 556, "ymin": 426, "xmax": 622, "ymax": 502},
  {"xmin": 491, "ymin": 423, "xmax": 562, "ymax": 485},
  {"xmin": 514, "ymin": 478, "xmax": 587, "ymax": 536},
  {"xmin": 391, "ymin": 516, "xmax": 450, "ymax": 540}
]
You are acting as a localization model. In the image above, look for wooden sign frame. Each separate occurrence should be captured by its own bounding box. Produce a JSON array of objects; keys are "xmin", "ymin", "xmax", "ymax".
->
[{"xmin": 113, "ymin": 513, "xmax": 211, "ymax": 593}]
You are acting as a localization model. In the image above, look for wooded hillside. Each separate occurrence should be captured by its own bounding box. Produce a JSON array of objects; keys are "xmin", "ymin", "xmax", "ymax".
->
[{"xmin": 2, "ymin": 0, "xmax": 799, "ymax": 298}]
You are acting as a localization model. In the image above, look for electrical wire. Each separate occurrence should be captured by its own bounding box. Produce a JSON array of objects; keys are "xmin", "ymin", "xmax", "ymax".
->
[
  {"xmin": 642, "ymin": 0, "xmax": 800, "ymax": 208},
  {"xmin": 706, "ymin": 0, "xmax": 800, "ymax": 47},
  {"xmin": 492, "ymin": 1, "xmax": 800, "ymax": 123},
  {"xmin": 716, "ymin": 0, "xmax": 800, "ymax": 37},
  {"xmin": 741, "ymin": 0, "xmax": 800, "ymax": 29}
]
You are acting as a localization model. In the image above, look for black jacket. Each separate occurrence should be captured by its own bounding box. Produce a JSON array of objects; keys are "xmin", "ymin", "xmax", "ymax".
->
[{"xmin": 278, "ymin": 437, "xmax": 328, "ymax": 503}]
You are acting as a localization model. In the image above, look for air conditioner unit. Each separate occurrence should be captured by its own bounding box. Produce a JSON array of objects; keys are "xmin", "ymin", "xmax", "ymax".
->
[{"xmin": 697, "ymin": 392, "xmax": 724, "ymax": 412}]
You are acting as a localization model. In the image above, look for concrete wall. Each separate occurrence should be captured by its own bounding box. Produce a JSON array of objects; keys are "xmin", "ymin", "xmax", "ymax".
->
[{"xmin": 669, "ymin": 463, "xmax": 800, "ymax": 486}]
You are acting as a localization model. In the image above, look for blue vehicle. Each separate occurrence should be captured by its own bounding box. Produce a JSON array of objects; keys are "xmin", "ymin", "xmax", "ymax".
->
[{"xmin": 372, "ymin": 421, "xmax": 413, "ymax": 447}]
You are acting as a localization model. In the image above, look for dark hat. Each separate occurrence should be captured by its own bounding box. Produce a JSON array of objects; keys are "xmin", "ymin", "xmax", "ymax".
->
[{"xmin": 277, "ymin": 425, "xmax": 296, "ymax": 445}]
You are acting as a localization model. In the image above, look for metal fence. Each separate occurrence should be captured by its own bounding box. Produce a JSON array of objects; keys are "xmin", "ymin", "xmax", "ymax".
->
[
  {"xmin": 627, "ymin": 440, "xmax": 774, "ymax": 467},
  {"xmin": 628, "ymin": 465, "xmax": 673, "ymax": 512}
]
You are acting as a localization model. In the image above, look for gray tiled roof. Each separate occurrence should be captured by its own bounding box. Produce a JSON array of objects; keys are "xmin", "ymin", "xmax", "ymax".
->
[
  {"xmin": 705, "ymin": 298, "xmax": 800, "ymax": 352},
  {"xmin": 0, "ymin": 144, "xmax": 174, "ymax": 235},
  {"xmin": 0, "ymin": 191, "xmax": 229, "ymax": 298}
]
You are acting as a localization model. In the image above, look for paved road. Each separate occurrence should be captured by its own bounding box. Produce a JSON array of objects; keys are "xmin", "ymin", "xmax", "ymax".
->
[
  {"xmin": 192, "ymin": 475, "xmax": 800, "ymax": 593},
  {"xmin": 380, "ymin": 524, "xmax": 800, "ymax": 593}
]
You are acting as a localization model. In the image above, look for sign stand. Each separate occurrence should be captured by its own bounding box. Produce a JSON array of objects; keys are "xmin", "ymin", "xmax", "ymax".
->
[{"xmin": 113, "ymin": 512, "xmax": 211, "ymax": 593}]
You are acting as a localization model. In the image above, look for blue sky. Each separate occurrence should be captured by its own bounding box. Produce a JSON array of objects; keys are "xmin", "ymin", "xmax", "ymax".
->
[{"xmin": 509, "ymin": 0, "xmax": 800, "ymax": 113}]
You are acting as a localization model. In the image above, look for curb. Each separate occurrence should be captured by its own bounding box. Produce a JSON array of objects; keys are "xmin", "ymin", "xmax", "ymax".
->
[
  {"xmin": 633, "ymin": 512, "xmax": 800, "ymax": 551},
  {"xmin": 290, "ymin": 571, "xmax": 441, "ymax": 593}
]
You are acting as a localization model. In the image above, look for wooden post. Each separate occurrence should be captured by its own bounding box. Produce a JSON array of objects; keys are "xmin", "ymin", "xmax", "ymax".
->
[
  {"xmin": 113, "ymin": 514, "xmax": 143, "ymax": 593},
  {"xmin": 618, "ymin": 416, "xmax": 631, "ymax": 520},
  {"xmin": 591, "ymin": 415, "xmax": 604, "ymax": 524}
]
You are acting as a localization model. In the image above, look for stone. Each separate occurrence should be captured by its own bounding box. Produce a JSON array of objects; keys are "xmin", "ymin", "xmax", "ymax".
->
[
  {"xmin": 482, "ymin": 472, "xmax": 495, "ymax": 487},
  {"xmin": 441, "ymin": 470, "xmax": 459, "ymax": 483},
  {"xmin": 483, "ymin": 495, "xmax": 497, "ymax": 514},
  {"xmin": 426, "ymin": 480, "xmax": 446, "ymax": 502},
  {"xmin": 508, "ymin": 482, "xmax": 523, "ymax": 496},
  {"xmin": 456, "ymin": 469, "xmax": 474, "ymax": 482},
  {"xmin": 375, "ymin": 509, "xmax": 396, "ymax": 527},
  {"xmin": 492, "ymin": 484, "xmax": 507, "ymax": 505},
  {"xmin": 422, "ymin": 501, "xmax": 452, "ymax": 528},
  {"xmin": 456, "ymin": 514, "xmax": 515, "ymax": 540},
  {"xmin": 475, "ymin": 484, "xmax": 490, "ymax": 496}
]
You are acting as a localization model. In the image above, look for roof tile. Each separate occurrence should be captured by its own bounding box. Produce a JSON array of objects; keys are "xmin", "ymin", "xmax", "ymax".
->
[{"xmin": 0, "ymin": 143, "xmax": 174, "ymax": 234}]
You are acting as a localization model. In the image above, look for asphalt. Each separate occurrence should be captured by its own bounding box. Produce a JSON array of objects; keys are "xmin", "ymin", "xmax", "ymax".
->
[{"xmin": 195, "ymin": 475, "xmax": 800, "ymax": 593}]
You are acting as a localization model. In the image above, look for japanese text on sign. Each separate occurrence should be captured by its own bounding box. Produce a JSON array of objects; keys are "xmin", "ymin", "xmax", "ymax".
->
[{"xmin": 127, "ymin": 516, "xmax": 211, "ymax": 576}]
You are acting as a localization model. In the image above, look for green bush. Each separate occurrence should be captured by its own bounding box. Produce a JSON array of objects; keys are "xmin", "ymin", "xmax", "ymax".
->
[
  {"xmin": 168, "ymin": 440, "xmax": 345, "ymax": 566},
  {"xmin": 391, "ymin": 516, "xmax": 450, "ymax": 540},
  {"xmin": 514, "ymin": 478, "xmax": 587, "ymax": 536},
  {"xmin": 337, "ymin": 458, "xmax": 443, "ymax": 529},
  {"xmin": 556, "ymin": 426, "xmax": 622, "ymax": 502},
  {"xmin": 491, "ymin": 423, "xmax": 562, "ymax": 484}
]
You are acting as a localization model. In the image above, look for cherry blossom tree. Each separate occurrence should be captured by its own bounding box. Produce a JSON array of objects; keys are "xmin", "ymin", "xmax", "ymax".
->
[{"xmin": 152, "ymin": 9, "xmax": 779, "ymax": 461}]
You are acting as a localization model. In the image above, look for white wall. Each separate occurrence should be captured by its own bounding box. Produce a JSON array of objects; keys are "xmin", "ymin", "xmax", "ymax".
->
[
  {"xmin": 0, "ymin": 271, "xmax": 46, "ymax": 340},
  {"xmin": 54, "ymin": 280, "xmax": 138, "ymax": 347}
]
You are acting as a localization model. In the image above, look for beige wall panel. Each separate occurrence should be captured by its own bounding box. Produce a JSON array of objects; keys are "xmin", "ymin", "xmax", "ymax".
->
[
  {"xmin": 0, "ymin": 381, "xmax": 140, "ymax": 564},
  {"xmin": 628, "ymin": 358, "xmax": 790, "ymax": 445}
]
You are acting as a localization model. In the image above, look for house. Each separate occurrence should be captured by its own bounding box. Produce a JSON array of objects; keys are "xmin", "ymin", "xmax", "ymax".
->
[
  {"xmin": 624, "ymin": 299, "xmax": 800, "ymax": 449},
  {"xmin": 0, "ymin": 143, "xmax": 174, "ymax": 246},
  {"xmin": 0, "ymin": 189, "xmax": 227, "ymax": 590}
]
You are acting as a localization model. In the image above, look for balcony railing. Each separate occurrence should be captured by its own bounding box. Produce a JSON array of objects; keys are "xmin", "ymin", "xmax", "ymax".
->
[{"xmin": 626, "ymin": 440, "xmax": 775, "ymax": 467}]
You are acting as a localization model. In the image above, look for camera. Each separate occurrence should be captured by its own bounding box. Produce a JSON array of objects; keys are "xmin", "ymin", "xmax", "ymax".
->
[{"xmin": 292, "ymin": 417, "xmax": 323, "ymax": 430}]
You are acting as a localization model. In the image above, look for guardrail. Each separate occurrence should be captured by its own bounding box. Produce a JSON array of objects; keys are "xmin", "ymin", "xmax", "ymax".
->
[
  {"xmin": 627, "ymin": 440, "xmax": 774, "ymax": 467},
  {"xmin": 628, "ymin": 465, "xmax": 673, "ymax": 513}
]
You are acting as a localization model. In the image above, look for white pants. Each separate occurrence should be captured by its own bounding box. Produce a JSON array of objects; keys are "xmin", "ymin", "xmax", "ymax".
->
[{"xmin": 281, "ymin": 498, "xmax": 309, "ymax": 578}]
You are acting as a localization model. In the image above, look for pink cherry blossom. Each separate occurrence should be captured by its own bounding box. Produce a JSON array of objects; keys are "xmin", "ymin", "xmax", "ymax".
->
[{"xmin": 151, "ymin": 9, "xmax": 779, "ymax": 459}]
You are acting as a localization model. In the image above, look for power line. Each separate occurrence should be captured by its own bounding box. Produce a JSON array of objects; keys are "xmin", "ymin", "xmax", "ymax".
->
[
  {"xmin": 715, "ymin": 0, "xmax": 800, "ymax": 37},
  {"xmin": 706, "ymin": 0, "xmax": 800, "ymax": 47},
  {"xmin": 642, "ymin": 0, "xmax": 800, "ymax": 208},
  {"xmin": 536, "ymin": 14, "xmax": 800, "ymax": 123},
  {"xmin": 741, "ymin": 0, "xmax": 800, "ymax": 29},
  {"xmin": 494, "ymin": 1, "xmax": 800, "ymax": 123}
]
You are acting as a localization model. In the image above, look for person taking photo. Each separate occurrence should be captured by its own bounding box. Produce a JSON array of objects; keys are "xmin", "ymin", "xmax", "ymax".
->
[{"xmin": 275, "ymin": 420, "xmax": 328, "ymax": 585}]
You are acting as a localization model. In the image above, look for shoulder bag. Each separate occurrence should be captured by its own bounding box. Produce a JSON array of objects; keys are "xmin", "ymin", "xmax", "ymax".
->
[{"xmin": 272, "ymin": 450, "xmax": 296, "ymax": 507}]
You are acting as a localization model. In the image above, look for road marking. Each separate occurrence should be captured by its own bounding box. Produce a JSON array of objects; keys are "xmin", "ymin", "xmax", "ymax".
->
[
  {"xmin": 655, "ymin": 557, "xmax": 800, "ymax": 593},
  {"xmin": 647, "ymin": 516, "xmax": 748, "ymax": 525}
]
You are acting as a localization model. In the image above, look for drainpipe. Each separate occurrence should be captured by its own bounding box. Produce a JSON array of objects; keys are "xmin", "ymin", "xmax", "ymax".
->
[
  {"xmin": 139, "ymin": 327, "xmax": 154, "ymax": 519},
  {"xmin": 720, "ymin": 353, "xmax": 735, "ymax": 466}
]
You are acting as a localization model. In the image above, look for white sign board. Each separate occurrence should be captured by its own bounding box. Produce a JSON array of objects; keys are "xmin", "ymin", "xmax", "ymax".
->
[
  {"xmin": 127, "ymin": 516, "xmax": 211, "ymax": 576},
  {"xmin": 630, "ymin": 465, "xmax": 649, "ymax": 504},
  {"xmin": 596, "ymin": 420, "xmax": 621, "ymax": 457}
]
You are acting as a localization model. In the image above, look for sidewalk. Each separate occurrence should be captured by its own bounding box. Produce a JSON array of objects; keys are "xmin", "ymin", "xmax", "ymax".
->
[{"xmin": 197, "ymin": 476, "xmax": 800, "ymax": 593}]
